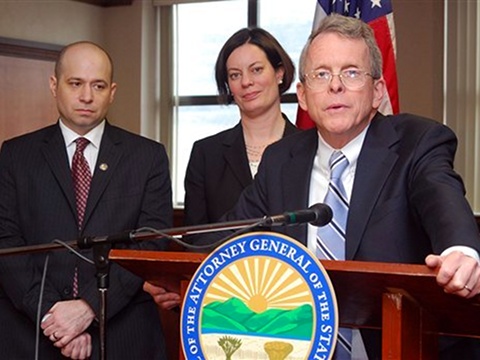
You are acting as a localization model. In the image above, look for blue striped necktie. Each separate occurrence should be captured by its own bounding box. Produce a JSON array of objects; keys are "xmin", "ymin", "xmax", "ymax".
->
[
  {"xmin": 316, "ymin": 151, "xmax": 352, "ymax": 359},
  {"xmin": 317, "ymin": 151, "xmax": 349, "ymax": 260}
]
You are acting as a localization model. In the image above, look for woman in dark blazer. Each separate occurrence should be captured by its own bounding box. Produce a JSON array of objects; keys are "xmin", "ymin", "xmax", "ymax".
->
[{"xmin": 184, "ymin": 27, "xmax": 300, "ymax": 226}]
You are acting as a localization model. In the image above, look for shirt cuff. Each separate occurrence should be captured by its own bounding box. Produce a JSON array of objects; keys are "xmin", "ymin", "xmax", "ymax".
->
[{"xmin": 441, "ymin": 246, "xmax": 480, "ymax": 264}]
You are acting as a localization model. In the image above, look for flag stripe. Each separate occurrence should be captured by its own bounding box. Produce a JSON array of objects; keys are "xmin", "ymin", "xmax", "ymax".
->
[{"xmin": 370, "ymin": 14, "xmax": 399, "ymax": 114}]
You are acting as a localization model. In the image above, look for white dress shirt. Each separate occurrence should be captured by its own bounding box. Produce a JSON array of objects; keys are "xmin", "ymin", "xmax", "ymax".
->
[{"xmin": 59, "ymin": 119, "xmax": 105, "ymax": 176}]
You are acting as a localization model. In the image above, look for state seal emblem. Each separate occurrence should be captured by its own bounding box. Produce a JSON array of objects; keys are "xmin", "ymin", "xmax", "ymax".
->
[{"xmin": 181, "ymin": 231, "xmax": 338, "ymax": 359}]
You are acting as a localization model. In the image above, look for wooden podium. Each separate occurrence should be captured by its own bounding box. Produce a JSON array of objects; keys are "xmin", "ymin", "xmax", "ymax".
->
[{"xmin": 109, "ymin": 249, "xmax": 480, "ymax": 359}]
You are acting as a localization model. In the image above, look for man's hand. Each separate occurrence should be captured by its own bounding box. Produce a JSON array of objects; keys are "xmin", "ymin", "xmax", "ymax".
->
[
  {"xmin": 426, "ymin": 250, "xmax": 480, "ymax": 299},
  {"xmin": 41, "ymin": 299, "xmax": 95, "ymax": 347},
  {"xmin": 59, "ymin": 332, "xmax": 92, "ymax": 360},
  {"xmin": 143, "ymin": 276, "xmax": 181, "ymax": 310}
]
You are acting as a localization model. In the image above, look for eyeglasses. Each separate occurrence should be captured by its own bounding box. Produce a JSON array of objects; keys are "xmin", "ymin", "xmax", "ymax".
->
[{"xmin": 302, "ymin": 69, "xmax": 374, "ymax": 90}]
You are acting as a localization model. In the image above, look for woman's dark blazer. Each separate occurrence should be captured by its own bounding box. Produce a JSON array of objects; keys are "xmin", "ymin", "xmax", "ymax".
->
[{"xmin": 184, "ymin": 115, "xmax": 298, "ymax": 226}]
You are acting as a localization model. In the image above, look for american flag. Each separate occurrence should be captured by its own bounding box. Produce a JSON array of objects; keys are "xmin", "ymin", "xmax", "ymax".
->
[{"xmin": 296, "ymin": 0, "xmax": 399, "ymax": 129}]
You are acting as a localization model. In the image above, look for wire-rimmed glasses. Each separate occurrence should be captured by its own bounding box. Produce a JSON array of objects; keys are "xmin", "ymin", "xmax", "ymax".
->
[{"xmin": 303, "ymin": 69, "xmax": 374, "ymax": 90}]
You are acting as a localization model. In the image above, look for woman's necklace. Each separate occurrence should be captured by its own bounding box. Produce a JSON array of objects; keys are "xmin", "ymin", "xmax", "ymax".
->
[
  {"xmin": 245, "ymin": 143, "xmax": 271, "ymax": 163},
  {"xmin": 244, "ymin": 117, "xmax": 285, "ymax": 163}
]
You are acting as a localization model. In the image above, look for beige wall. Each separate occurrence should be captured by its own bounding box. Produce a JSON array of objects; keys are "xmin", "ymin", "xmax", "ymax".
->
[
  {"xmin": 103, "ymin": 1, "xmax": 158, "ymax": 136},
  {"xmin": 0, "ymin": 0, "xmax": 445, "ymax": 135},
  {"xmin": 103, "ymin": 2, "xmax": 144, "ymax": 134},
  {"xmin": 0, "ymin": 0, "xmax": 150, "ymax": 135},
  {"xmin": 0, "ymin": 0, "xmax": 104, "ymax": 45},
  {"xmin": 394, "ymin": 0, "xmax": 444, "ymax": 122}
]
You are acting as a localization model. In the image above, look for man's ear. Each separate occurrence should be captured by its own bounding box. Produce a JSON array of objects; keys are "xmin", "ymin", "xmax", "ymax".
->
[
  {"xmin": 49, "ymin": 76, "xmax": 58, "ymax": 98},
  {"xmin": 296, "ymin": 82, "xmax": 308, "ymax": 111},
  {"xmin": 372, "ymin": 76, "xmax": 387, "ymax": 110},
  {"xmin": 109, "ymin": 82, "xmax": 117, "ymax": 104}
]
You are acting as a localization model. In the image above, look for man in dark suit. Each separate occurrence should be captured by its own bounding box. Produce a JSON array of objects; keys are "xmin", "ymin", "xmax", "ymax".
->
[
  {"xmin": 0, "ymin": 41, "xmax": 172, "ymax": 359},
  {"xmin": 147, "ymin": 14, "xmax": 480, "ymax": 359},
  {"xmin": 224, "ymin": 14, "xmax": 480, "ymax": 359}
]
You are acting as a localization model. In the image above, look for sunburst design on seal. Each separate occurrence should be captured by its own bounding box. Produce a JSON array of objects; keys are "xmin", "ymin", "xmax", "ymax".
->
[{"xmin": 203, "ymin": 256, "xmax": 312, "ymax": 313}]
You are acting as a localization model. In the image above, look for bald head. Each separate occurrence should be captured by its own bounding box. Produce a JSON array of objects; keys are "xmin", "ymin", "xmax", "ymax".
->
[
  {"xmin": 55, "ymin": 41, "xmax": 114, "ymax": 82},
  {"xmin": 49, "ymin": 40, "xmax": 117, "ymax": 135}
]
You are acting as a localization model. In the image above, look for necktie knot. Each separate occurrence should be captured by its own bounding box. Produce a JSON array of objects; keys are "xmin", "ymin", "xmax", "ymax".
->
[
  {"xmin": 329, "ymin": 151, "xmax": 348, "ymax": 181},
  {"xmin": 72, "ymin": 137, "xmax": 92, "ymax": 230},
  {"xmin": 75, "ymin": 137, "xmax": 90, "ymax": 154}
]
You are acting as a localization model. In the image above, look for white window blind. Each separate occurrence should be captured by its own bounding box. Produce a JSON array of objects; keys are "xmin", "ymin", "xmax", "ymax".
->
[{"xmin": 444, "ymin": 0, "xmax": 480, "ymax": 213}]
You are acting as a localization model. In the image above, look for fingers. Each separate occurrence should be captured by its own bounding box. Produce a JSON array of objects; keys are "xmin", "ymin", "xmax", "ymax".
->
[
  {"xmin": 451, "ymin": 280, "xmax": 477, "ymax": 299},
  {"xmin": 41, "ymin": 312, "xmax": 52, "ymax": 324},
  {"xmin": 60, "ymin": 332, "xmax": 92, "ymax": 360},
  {"xmin": 144, "ymin": 282, "xmax": 182, "ymax": 310},
  {"xmin": 144, "ymin": 276, "xmax": 181, "ymax": 294},
  {"xmin": 143, "ymin": 282, "xmax": 164, "ymax": 296},
  {"xmin": 47, "ymin": 331, "xmax": 70, "ymax": 348},
  {"xmin": 42, "ymin": 311, "xmax": 71, "ymax": 347},
  {"xmin": 432, "ymin": 251, "xmax": 480, "ymax": 298},
  {"xmin": 425, "ymin": 254, "xmax": 442, "ymax": 269},
  {"xmin": 41, "ymin": 299, "xmax": 95, "ymax": 345},
  {"xmin": 460, "ymin": 264, "xmax": 480, "ymax": 299},
  {"xmin": 154, "ymin": 292, "xmax": 181, "ymax": 310},
  {"xmin": 158, "ymin": 299, "xmax": 181, "ymax": 311},
  {"xmin": 49, "ymin": 332, "xmax": 60, "ymax": 343},
  {"xmin": 43, "ymin": 313, "xmax": 62, "ymax": 345}
]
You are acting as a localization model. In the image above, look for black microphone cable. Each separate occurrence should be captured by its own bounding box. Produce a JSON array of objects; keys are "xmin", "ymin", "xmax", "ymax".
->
[
  {"xmin": 35, "ymin": 253, "xmax": 49, "ymax": 360},
  {"xmin": 35, "ymin": 239, "xmax": 95, "ymax": 360},
  {"xmin": 33, "ymin": 202, "xmax": 332, "ymax": 356},
  {"xmin": 129, "ymin": 204, "xmax": 332, "ymax": 252},
  {"xmin": 130, "ymin": 221, "xmax": 265, "ymax": 252},
  {"xmin": 206, "ymin": 203, "xmax": 332, "ymax": 250}
]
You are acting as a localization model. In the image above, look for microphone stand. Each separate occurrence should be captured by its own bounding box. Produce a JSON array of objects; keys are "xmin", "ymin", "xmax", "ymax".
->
[
  {"xmin": 0, "ymin": 217, "xmax": 269, "ymax": 360},
  {"xmin": 92, "ymin": 242, "xmax": 110, "ymax": 360},
  {"xmin": 0, "ymin": 217, "xmax": 268, "ymax": 256},
  {"xmin": 0, "ymin": 204, "xmax": 331, "ymax": 360}
]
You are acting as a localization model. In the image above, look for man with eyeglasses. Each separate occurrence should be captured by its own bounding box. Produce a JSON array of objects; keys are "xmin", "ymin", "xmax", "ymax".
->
[
  {"xmin": 291, "ymin": 14, "xmax": 480, "ymax": 358},
  {"xmin": 146, "ymin": 12, "xmax": 480, "ymax": 359}
]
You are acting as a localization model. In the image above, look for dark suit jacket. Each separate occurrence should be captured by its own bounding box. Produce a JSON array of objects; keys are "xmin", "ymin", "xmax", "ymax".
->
[
  {"xmin": 184, "ymin": 116, "xmax": 298, "ymax": 226},
  {"xmin": 0, "ymin": 122, "xmax": 173, "ymax": 359},
  {"xmin": 221, "ymin": 112, "xmax": 480, "ymax": 358}
]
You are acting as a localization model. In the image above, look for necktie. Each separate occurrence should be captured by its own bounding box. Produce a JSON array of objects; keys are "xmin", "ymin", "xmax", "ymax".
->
[
  {"xmin": 72, "ymin": 137, "xmax": 91, "ymax": 229},
  {"xmin": 71, "ymin": 137, "xmax": 91, "ymax": 298},
  {"xmin": 316, "ymin": 151, "xmax": 352, "ymax": 359},
  {"xmin": 317, "ymin": 151, "xmax": 349, "ymax": 260}
]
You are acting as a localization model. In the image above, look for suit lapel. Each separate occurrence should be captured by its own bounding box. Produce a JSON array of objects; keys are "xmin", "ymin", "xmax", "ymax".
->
[
  {"xmin": 346, "ymin": 114, "xmax": 399, "ymax": 259},
  {"xmin": 82, "ymin": 124, "xmax": 123, "ymax": 229},
  {"xmin": 223, "ymin": 123, "xmax": 253, "ymax": 188},
  {"xmin": 282, "ymin": 129, "xmax": 318, "ymax": 244},
  {"xmin": 41, "ymin": 124, "xmax": 78, "ymax": 221}
]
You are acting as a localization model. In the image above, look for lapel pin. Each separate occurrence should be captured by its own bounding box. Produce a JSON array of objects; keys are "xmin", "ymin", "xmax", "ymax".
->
[{"xmin": 99, "ymin": 163, "xmax": 108, "ymax": 171}]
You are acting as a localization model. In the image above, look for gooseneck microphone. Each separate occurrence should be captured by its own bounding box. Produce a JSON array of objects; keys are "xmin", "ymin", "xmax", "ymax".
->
[
  {"xmin": 0, "ymin": 204, "xmax": 334, "ymax": 257},
  {"xmin": 262, "ymin": 203, "xmax": 333, "ymax": 227}
]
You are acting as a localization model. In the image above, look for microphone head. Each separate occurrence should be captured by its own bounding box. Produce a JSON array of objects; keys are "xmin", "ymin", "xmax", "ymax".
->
[{"xmin": 309, "ymin": 203, "xmax": 333, "ymax": 227}]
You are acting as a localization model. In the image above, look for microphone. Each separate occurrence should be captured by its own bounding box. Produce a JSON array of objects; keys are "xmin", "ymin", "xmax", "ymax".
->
[
  {"xmin": 262, "ymin": 203, "xmax": 332, "ymax": 227},
  {"xmin": 0, "ymin": 204, "xmax": 334, "ymax": 258}
]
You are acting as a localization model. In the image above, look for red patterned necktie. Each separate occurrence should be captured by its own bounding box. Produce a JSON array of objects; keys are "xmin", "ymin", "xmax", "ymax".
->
[
  {"xmin": 72, "ymin": 137, "xmax": 92, "ymax": 229},
  {"xmin": 71, "ymin": 137, "xmax": 92, "ymax": 298}
]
